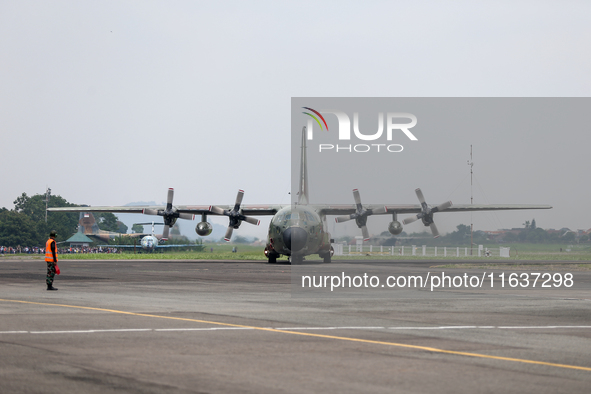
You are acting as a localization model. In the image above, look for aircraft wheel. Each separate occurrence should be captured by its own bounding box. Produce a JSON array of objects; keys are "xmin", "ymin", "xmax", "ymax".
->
[
  {"xmin": 323, "ymin": 254, "xmax": 331, "ymax": 263},
  {"xmin": 268, "ymin": 255, "xmax": 277, "ymax": 264}
]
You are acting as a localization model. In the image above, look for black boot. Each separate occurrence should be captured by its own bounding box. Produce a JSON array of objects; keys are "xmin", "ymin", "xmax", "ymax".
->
[{"xmin": 47, "ymin": 285, "xmax": 58, "ymax": 291}]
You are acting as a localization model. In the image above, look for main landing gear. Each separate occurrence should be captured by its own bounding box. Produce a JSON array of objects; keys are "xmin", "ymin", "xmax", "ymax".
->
[
  {"xmin": 319, "ymin": 245, "xmax": 334, "ymax": 264},
  {"xmin": 264, "ymin": 247, "xmax": 280, "ymax": 264}
]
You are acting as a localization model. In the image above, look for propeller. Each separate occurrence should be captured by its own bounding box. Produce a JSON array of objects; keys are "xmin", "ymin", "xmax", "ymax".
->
[
  {"xmin": 334, "ymin": 189, "xmax": 387, "ymax": 241},
  {"xmin": 142, "ymin": 188, "xmax": 194, "ymax": 241},
  {"xmin": 209, "ymin": 190, "xmax": 260, "ymax": 241},
  {"xmin": 402, "ymin": 188, "xmax": 452, "ymax": 238}
]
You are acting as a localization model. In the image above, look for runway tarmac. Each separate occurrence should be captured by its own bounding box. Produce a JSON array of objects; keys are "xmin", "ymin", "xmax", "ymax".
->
[{"xmin": 1, "ymin": 258, "xmax": 591, "ymax": 393}]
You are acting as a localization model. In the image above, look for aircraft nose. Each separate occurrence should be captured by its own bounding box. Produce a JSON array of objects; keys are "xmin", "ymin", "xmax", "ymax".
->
[{"xmin": 283, "ymin": 227, "xmax": 308, "ymax": 252}]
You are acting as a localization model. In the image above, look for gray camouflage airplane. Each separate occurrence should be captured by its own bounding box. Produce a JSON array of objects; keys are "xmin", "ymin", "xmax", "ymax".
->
[{"xmin": 48, "ymin": 128, "xmax": 551, "ymax": 263}]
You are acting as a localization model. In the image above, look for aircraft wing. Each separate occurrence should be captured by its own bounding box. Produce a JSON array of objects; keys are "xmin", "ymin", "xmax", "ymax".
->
[
  {"xmin": 427, "ymin": 204, "xmax": 552, "ymax": 212},
  {"xmin": 47, "ymin": 204, "xmax": 281, "ymax": 216},
  {"xmin": 48, "ymin": 206, "xmax": 158, "ymax": 214},
  {"xmin": 316, "ymin": 204, "xmax": 552, "ymax": 216},
  {"xmin": 177, "ymin": 204, "xmax": 280, "ymax": 216},
  {"xmin": 315, "ymin": 205, "xmax": 360, "ymax": 216},
  {"xmin": 49, "ymin": 203, "xmax": 550, "ymax": 216}
]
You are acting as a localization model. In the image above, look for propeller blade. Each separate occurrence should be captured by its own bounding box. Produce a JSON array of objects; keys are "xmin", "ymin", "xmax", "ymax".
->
[
  {"xmin": 167, "ymin": 188, "xmax": 174, "ymax": 205},
  {"xmin": 235, "ymin": 190, "xmax": 244, "ymax": 207},
  {"xmin": 209, "ymin": 206, "xmax": 226, "ymax": 215},
  {"xmin": 178, "ymin": 213, "xmax": 195, "ymax": 220},
  {"xmin": 224, "ymin": 226, "xmax": 234, "ymax": 241},
  {"xmin": 162, "ymin": 225, "xmax": 170, "ymax": 241},
  {"xmin": 143, "ymin": 208, "xmax": 159, "ymax": 215},
  {"xmin": 435, "ymin": 201, "xmax": 452, "ymax": 212},
  {"xmin": 371, "ymin": 206, "xmax": 387, "ymax": 215},
  {"xmin": 335, "ymin": 215, "xmax": 354, "ymax": 223},
  {"xmin": 353, "ymin": 189, "xmax": 362, "ymax": 206},
  {"xmin": 429, "ymin": 222, "xmax": 440, "ymax": 238},
  {"xmin": 243, "ymin": 216, "xmax": 260, "ymax": 226},
  {"xmin": 361, "ymin": 225, "xmax": 370, "ymax": 241},
  {"xmin": 403, "ymin": 215, "xmax": 420, "ymax": 225},
  {"xmin": 415, "ymin": 188, "xmax": 426, "ymax": 204}
]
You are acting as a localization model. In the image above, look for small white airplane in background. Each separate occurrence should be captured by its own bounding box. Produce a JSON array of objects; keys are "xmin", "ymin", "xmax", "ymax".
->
[{"xmin": 99, "ymin": 222, "xmax": 202, "ymax": 252}]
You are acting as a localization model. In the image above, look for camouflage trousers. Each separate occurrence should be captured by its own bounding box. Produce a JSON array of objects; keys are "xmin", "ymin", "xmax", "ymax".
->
[{"xmin": 46, "ymin": 262, "xmax": 56, "ymax": 286}]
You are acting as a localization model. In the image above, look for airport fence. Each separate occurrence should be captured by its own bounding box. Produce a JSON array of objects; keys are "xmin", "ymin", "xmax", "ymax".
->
[{"xmin": 332, "ymin": 244, "xmax": 510, "ymax": 258}]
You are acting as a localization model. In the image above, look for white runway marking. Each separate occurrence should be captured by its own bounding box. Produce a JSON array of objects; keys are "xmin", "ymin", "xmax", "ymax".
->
[
  {"xmin": 30, "ymin": 328, "xmax": 153, "ymax": 334},
  {"xmin": 273, "ymin": 326, "xmax": 385, "ymax": 330},
  {"xmin": 1, "ymin": 325, "xmax": 590, "ymax": 335},
  {"xmin": 155, "ymin": 327, "xmax": 254, "ymax": 331}
]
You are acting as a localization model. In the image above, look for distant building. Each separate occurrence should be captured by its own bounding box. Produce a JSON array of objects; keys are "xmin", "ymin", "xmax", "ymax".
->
[{"xmin": 65, "ymin": 232, "xmax": 94, "ymax": 248}]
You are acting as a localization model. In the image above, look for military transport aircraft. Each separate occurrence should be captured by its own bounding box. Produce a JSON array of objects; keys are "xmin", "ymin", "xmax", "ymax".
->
[
  {"xmin": 77, "ymin": 212, "xmax": 143, "ymax": 242},
  {"xmin": 48, "ymin": 128, "xmax": 551, "ymax": 263}
]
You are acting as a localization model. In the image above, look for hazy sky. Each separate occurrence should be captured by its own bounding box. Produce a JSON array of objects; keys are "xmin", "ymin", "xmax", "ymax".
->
[{"xmin": 1, "ymin": 1, "xmax": 590, "ymax": 239}]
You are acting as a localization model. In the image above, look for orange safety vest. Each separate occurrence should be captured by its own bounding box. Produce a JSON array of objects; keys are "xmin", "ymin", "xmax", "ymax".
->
[{"xmin": 45, "ymin": 239, "xmax": 58, "ymax": 262}]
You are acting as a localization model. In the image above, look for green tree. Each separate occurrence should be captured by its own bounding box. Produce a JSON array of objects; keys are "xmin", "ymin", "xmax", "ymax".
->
[
  {"xmin": 381, "ymin": 237, "xmax": 398, "ymax": 246},
  {"xmin": 526, "ymin": 228, "xmax": 547, "ymax": 243},
  {"xmin": 132, "ymin": 224, "xmax": 144, "ymax": 234},
  {"xmin": 0, "ymin": 210, "xmax": 41, "ymax": 247},
  {"xmin": 14, "ymin": 192, "xmax": 46, "ymax": 222},
  {"xmin": 170, "ymin": 235, "xmax": 190, "ymax": 244},
  {"xmin": 548, "ymin": 232, "xmax": 561, "ymax": 243},
  {"xmin": 108, "ymin": 235, "xmax": 138, "ymax": 246},
  {"xmin": 96, "ymin": 212, "xmax": 119, "ymax": 232},
  {"xmin": 116, "ymin": 221, "xmax": 128, "ymax": 234},
  {"xmin": 503, "ymin": 232, "xmax": 518, "ymax": 243},
  {"xmin": 448, "ymin": 224, "xmax": 471, "ymax": 244},
  {"xmin": 10, "ymin": 192, "xmax": 79, "ymax": 245},
  {"xmin": 336, "ymin": 236, "xmax": 353, "ymax": 244},
  {"xmin": 563, "ymin": 232, "xmax": 575, "ymax": 243},
  {"xmin": 531, "ymin": 219, "xmax": 537, "ymax": 230},
  {"xmin": 233, "ymin": 235, "xmax": 250, "ymax": 244}
]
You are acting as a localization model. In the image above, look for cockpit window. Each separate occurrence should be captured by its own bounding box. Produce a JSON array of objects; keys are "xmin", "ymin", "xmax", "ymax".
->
[
  {"xmin": 304, "ymin": 211, "xmax": 317, "ymax": 222},
  {"xmin": 273, "ymin": 211, "xmax": 319, "ymax": 225}
]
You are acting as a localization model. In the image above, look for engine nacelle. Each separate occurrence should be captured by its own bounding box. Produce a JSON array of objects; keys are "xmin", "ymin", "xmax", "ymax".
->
[
  {"xmin": 388, "ymin": 220, "xmax": 403, "ymax": 235},
  {"xmin": 195, "ymin": 221, "xmax": 213, "ymax": 236}
]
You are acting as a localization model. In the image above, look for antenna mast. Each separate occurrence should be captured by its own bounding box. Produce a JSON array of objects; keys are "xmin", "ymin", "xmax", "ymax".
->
[
  {"xmin": 468, "ymin": 146, "xmax": 473, "ymax": 255},
  {"xmin": 44, "ymin": 186, "xmax": 51, "ymax": 223}
]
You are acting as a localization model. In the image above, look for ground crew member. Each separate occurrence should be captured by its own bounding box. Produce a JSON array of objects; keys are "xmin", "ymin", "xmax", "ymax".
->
[{"xmin": 45, "ymin": 230, "xmax": 59, "ymax": 290}]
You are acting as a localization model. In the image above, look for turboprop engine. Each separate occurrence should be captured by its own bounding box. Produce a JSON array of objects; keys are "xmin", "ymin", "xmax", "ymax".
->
[{"xmin": 388, "ymin": 220, "xmax": 403, "ymax": 235}]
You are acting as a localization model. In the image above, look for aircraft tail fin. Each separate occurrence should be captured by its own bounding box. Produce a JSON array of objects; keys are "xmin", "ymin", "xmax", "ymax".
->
[
  {"xmin": 79, "ymin": 212, "xmax": 100, "ymax": 235},
  {"xmin": 298, "ymin": 126, "xmax": 309, "ymax": 205}
]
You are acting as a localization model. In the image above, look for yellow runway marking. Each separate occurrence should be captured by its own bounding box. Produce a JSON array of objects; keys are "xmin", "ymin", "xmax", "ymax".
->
[{"xmin": 2, "ymin": 298, "xmax": 590, "ymax": 372}]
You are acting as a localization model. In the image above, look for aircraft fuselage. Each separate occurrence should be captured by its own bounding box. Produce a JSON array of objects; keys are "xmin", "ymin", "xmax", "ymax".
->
[
  {"xmin": 264, "ymin": 204, "xmax": 332, "ymax": 262},
  {"xmin": 140, "ymin": 235, "xmax": 158, "ymax": 251}
]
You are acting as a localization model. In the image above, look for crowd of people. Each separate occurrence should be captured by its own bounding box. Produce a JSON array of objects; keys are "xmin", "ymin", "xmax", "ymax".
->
[
  {"xmin": 0, "ymin": 245, "xmax": 121, "ymax": 255},
  {"xmin": 0, "ymin": 246, "xmax": 44, "ymax": 255}
]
